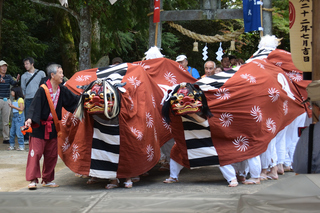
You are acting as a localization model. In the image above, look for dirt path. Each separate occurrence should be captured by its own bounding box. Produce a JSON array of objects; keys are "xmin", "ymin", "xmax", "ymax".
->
[{"xmin": 0, "ymin": 142, "xmax": 66, "ymax": 192}]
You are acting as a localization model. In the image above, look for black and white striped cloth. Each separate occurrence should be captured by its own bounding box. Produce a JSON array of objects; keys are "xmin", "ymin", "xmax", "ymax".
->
[
  {"xmin": 182, "ymin": 116, "xmax": 219, "ymax": 168},
  {"xmin": 96, "ymin": 63, "xmax": 128, "ymax": 83},
  {"xmin": 195, "ymin": 69, "xmax": 237, "ymax": 91},
  {"xmin": 88, "ymin": 63, "xmax": 127, "ymax": 179},
  {"xmin": 182, "ymin": 48, "xmax": 274, "ymax": 167},
  {"xmin": 89, "ymin": 120, "xmax": 120, "ymax": 179},
  {"xmin": 195, "ymin": 47, "xmax": 273, "ymax": 92}
]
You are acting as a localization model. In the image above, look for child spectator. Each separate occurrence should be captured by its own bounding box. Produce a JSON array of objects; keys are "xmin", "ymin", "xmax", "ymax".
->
[{"xmin": 8, "ymin": 86, "xmax": 25, "ymax": 151}]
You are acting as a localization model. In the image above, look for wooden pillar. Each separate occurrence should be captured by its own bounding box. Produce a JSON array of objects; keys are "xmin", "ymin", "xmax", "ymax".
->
[
  {"xmin": 148, "ymin": 0, "xmax": 162, "ymax": 48},
  {"xmin": 312, "ymin": 0, "xmax": 320, "ymax": 80},
  {"xmin": 262, "ymin": 0, "xmax": 273, "ymax": 36}
]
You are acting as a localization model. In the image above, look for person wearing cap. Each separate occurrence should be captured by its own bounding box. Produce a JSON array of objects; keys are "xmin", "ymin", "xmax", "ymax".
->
[
  {"xmin": 292, "ymin": 80, "xmax": 320, "ymax": 174},
  {"xmin": 0, "ymin": 60, "xmax": 19, "ymax": 144},
  {"xmin": 176, "ymin": 55, "xmax": 200, "ymax": 79},
  {"xmin": 112, "ymin": 57, "xmax": 123, "ymax": 65}
]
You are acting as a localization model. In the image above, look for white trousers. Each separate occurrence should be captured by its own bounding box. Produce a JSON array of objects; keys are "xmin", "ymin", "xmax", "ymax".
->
[{"xmin": 169, "ymin": 159, "xmax": 236, "ymax": 183}]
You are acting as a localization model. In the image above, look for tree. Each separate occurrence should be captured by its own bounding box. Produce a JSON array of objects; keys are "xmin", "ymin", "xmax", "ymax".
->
[{"xmin": 30, "ymin": 0, "xmax": 92, "ymax": 71}]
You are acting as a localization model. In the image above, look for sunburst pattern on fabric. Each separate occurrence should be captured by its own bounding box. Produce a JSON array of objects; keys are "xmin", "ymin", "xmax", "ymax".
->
[
  {"xmin": 178, "ymin": 64, "xmax": 187, "ymax": 72},
  {"xmin": 283, "ymin": 100, "xmax": 289, "ymax": 115},
  {"xmin": 164, "ymin": 72, "xmax": 177, "ymax": 85},
  {"xmin": 72, "ymin": 144, "xmax": 80, "ymax": 162},
  {"xmin": 275, "ymin": 62, "xmax": 283, "ymax": 67},
  {"xmin": 154, "ymin": 127, "xmax": 158, "ymax": 142},
  {"xmin": 219, "ymin": 112, "xmax": 233, "ymax": 127},
  {"xmin": 151, "ymin": 95, "xmax": 156, "ymax": 108},
  {"xmin": 128, "ymin": 95, "xmax": 134, "ymax": 110},
  {"xmin": 135, "ymin": 62, "xmax": 151, "ymax": 70},
  {"xmin": 75, "ymin": 75, "xmax": 91, "ymax": 82},
  {"xmin": 250, "ymin": 105, "xmax": 263, "ymax": 122},
  {"xmin": 146, "ymin": 112, "xmax": 154, "ymax": 128},
  {"xmin": 128, "ymin": 76, "xmax": 141, "ymax": 88},
  {"xmin": 130, "ymin": 127, "xmax": 143, "ymax": 141},
  {"xmin": 266, "ymin": 118, "xmax": 276, "ymax": 134},
  {"xmin": 146, "ymin": 144, "xmax": 154, "ymax": 162},
  {"xmin": 287, "ymin": 71, "xmax": 303, "ymax": 82},
  {"xmin": 240, "ymin": 73, "xmax": 256, "ymax": 83},
  {"xmin": 253, "ymin": 61, "xmax": 265, "ymax": 69},
  {"xmin": 215, "ymin": 88, "xmax": 231, "ymax": 100},
  {"xmin": 233, "ymin": 135, "xmax": 249, "ymax": 152},
  {"xmin": 268, "ymin": 88, "xmax": 280, "ymax": 102},
  {"xmin": 61, "ymin": 112, "xmax": 70, "ymax": 126},
  {"xmin": 71, "ymin": 114, "xmax": 79, "ymax": 126},
  {"xmin": 62, "ymin": 137, "xmax": 70, "ymax": 152},
  {"xmin": 162, "ymin": 118, "xmax": 172, "ymax": 132}
]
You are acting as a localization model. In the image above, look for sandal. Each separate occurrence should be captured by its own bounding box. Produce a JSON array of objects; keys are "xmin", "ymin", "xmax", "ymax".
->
[
  {"xmin": 163, "ymin": 177, "xmax": 179, "ymax": 183},
  {"xmin": 28, "ymin": 182, "xmax": 37, "ymax": 190},
  {"xmin": 86, "ymin": 177, "xmax": 99, "ymax": 184},
  {"xmin": 158, "ymin": 162, "xmax": 170, "ymax": 171},
  {"xmin": 131, "ymin": 176, "xmax": 140, "ymax": 183},
  {"xmin": 228, "ymin": 181, "xmax": 238, "ymax": 187},
  {"xmin": 43, "ymin": 182, "xmax": 59, "ymax": 188},
  {"xmin": 105, "ymin": 184, "xmax": 119, "ymax": 189},
  {"xmin": 124, "ymin": 181, "xmax": 133, "ymax": 188},
  {"xmin": 75, "ymin": 173, "xmax": 89, "ymax": 178}
]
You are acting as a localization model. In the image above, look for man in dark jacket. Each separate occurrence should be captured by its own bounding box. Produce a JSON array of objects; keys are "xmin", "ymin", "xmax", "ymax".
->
[{"xmin": 24, "ymin": 63, "xmax": 79, "ymax": 190}]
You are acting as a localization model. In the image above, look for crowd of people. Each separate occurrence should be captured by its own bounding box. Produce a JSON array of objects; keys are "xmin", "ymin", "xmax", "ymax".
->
[
  {"xmin": 0, "ymin": 52, "xmax": 317, "ymax": 191},
  {"xmin": 175, "ymin": 54, "xmax": 244, "ymax": 79}
]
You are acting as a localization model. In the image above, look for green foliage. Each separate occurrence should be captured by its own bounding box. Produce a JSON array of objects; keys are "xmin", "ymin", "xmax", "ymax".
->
[
  {"xmin": 0, "ymin": 0, "xmax": 291, "ymax": 77},
  {"xmin": 1, "ymin": 0, "xmax": 63, "ymax": 78}
]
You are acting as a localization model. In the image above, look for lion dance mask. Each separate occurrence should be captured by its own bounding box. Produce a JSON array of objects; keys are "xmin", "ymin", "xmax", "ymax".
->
[{"xmin": 162, "ymin": 82, "xmax": 212, "ymax": 123}]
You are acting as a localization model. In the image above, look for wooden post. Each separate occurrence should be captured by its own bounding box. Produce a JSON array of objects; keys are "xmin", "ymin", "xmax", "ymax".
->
[
  {"xmin": 148, "ymin": 0, "xmax": 162, "ymax": 48},
  {"xmin": 262, "ymin": 0, "xmax": 273, "ymax": 36}
]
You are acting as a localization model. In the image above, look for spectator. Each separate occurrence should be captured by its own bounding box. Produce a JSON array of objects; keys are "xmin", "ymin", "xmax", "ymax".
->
[
  {"xmin": 229, "ymin": 55, "xmax": 237, "ymax": 68},
  {"xmin": 7, "ymin": 86, "xmax": 25, "ymax": 151},
  {"xmin": 201, "ymin": 61, "xmax": 216, "ymax": 78},
  {"xmin": 293, "ymin": 80, "xmax": 320, "ymax": 174},
  {"xmin": 21, "ymin": 57, "xmax": 46, "ymax": 145},
  {"xmin": 215, "ymin": 65, "xmax": 224, "ymax": 74},
  {"xmin": 24, "ymin": 64, "xmax": 79, "ymax": 190},
  {"xmin": 112, "ymin": 57, "xmax": 123, "ymax": 65},
  {"xmin": 237, "ymin": 58, "xmax": 245, "ymax": 66},
  {"xmin": 176, "ymin": 55, "xmax": 200, "ymax": 79},
  {"xmin": 0, "ymin": 60, "xmax": 19, "ymax": 144},
  {"xmin": 221, "ymin": 55, "xmax": 231, "ymax": 71}
]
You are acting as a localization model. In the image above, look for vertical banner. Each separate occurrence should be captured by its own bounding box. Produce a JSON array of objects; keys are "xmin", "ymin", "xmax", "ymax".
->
[
  {"xmin": 243, "ymin": 0, "xmax": 263, "ymax": 33},
  {"xmin": 153, "ymin": 0, "xmax": 160, "ymax": 23},
  {"xmin": 289, "ymin": 0, "xmax": 312, "ymax": 72}
]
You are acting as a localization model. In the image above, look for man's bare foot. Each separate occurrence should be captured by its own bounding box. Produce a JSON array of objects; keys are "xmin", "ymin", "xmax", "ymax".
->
[
  {"xmin": 228, "ymin": 179, "xmax": 238, "ymax": 187},
  {"xmin": 283, "ymin": 165, "xmax": 293, "ymax": 172},
  {"xmin": 86, "ymin": 177, "xmax": 99, "ymax": 184},
  {"xmin": 236, "ymin": 174, "xmax": 246, "ymax": 182},
  {"xmin": 277, "ymin": 164, "xmax": 284, "ymax": 175},
  {"xmin": 260, "ymin": 169, "xmax": 268, "ymax": 181},
  {"xmin": 105, "ymin": 179, "xmax": 119, "ymax": 189},
  {"xmin": 267, "ymin": 165, "xmax": 279, "ymax": 180},
  {"xmin": 242, "ymin": 178, "xmax": 261, "ymax": 185}
]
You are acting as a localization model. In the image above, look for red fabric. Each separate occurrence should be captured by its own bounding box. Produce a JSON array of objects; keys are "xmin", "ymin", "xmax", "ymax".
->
[
  {"xmin": 26, "ymin": 137, "xmax": 58, "ymax": 183},
  {"xmin": 41, "ymin": 120, "xmax": 53, "ymax": 140},
  {"xmin": 153, "ymin": 0, "xmax": 160, "ymax": 23},
  {"xmin": 57, "ymin": 59, "xmax": 195, "ymax": 178},
  {"xmin": 171, "ymin": 50, "xmax": 311, "ymax": 167}
]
